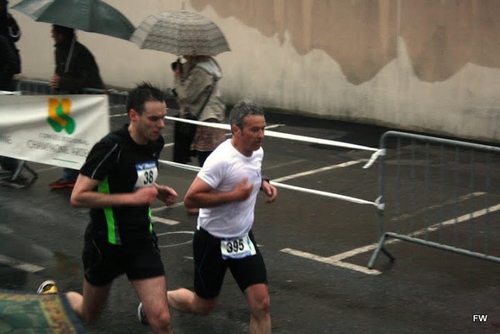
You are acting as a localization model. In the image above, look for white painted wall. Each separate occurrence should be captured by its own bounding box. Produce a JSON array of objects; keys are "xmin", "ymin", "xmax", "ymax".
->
[{"xmin": 8, "ymin": 0, "xmax": 500, "ymax": 144}]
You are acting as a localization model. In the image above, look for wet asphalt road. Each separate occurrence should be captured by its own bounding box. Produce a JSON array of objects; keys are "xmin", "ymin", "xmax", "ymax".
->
[{"xmin": 1, "ymin": 105, "xmax": 500, "ymax": 334}]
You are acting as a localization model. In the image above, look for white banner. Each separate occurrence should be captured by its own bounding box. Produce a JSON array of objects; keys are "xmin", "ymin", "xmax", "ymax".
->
[{"xmin": 0, "ymin": 95, "xmax": 109, "ymax": 169}]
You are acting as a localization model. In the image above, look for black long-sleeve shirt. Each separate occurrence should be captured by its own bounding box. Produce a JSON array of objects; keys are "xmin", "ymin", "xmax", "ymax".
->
[{"xmin": 0, "ymin": 34, "xmax": 17, "ymax": 91}]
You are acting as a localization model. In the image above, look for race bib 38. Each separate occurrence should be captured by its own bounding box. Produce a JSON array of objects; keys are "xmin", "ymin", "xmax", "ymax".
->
[{"xmin": 135, "ymin": 161, "xmax": 158, "ymax": 188}]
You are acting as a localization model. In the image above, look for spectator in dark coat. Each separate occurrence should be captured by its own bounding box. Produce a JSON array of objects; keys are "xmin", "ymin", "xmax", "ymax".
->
[
  {"xmin": 0, "ymin": 34, "xmax": 20, "ymax": 174},
  {"xmin": 49, "ymin": 24, "xmax": 104, "ymax": 93},
  {"xmin": 0, "ymin": 33, "xmax": 16, "ymax": 91},
  {"xmin": 49, "ymin": 24, "xmax": 105, "ymax": 189}
]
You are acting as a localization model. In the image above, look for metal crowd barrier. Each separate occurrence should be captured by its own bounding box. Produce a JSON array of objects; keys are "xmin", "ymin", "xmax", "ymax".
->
[
  {"xmin": 16, "ymin": 79, "xmax": 129, "ymax": 106},
  {"xmin": 368, "ymin": 131, "xmax": 500, "ymax": 268},
  {"xmin": 81, "ymin": 87, "xmax": 128, "ymax": 106},
  {"xmin": 15, "ymin": 79, "xmax": 51, "ymax": 95}
]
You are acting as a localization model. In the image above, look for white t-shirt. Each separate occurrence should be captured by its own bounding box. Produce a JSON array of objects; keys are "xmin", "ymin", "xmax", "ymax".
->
[{"xmin": 197, "ymin": 139, "xmax": 263, "ymax": 238}]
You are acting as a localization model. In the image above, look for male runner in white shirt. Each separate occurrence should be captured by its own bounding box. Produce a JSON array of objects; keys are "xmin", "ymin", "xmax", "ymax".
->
[{"xmin": 139, "ymin": 99, "xmax": 277, "ymax": 334}]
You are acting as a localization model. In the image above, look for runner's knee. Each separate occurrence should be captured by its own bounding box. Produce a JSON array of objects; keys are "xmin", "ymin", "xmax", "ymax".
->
[
  {"xmin": 250, "ymin": 294, "xmax": 270, "ymax": 317},
  {"xmin": 148, "ymin": 309, "xmax": 172, "ymax": 330},
  {"xmin": 195, "ymin": 299, "xmax": 217, "ymax": 315}
]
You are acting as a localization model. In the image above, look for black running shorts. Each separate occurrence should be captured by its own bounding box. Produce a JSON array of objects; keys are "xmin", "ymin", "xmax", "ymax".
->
[
  {"xmin": 82, "ymin": 227, "xmax": 165, "ymax": 286},
  {"xmin": 193, "ymin": 228, "xmax": 268, "ymax": 299}
]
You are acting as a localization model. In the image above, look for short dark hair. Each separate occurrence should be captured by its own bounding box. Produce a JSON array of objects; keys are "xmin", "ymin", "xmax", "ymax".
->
[
  {"xmin": 229, "ymin": 99, "xmax": 264, "ymax": 129},
  {"xmin": 126, "ymin": 82, "xmax": 166, "ymax": 115},
  {"xmin": 52, "ymin": 24, "xmax": 74, "ymax": 39}
]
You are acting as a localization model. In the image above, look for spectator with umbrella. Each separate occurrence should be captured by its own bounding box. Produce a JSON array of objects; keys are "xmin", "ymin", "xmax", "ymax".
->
[
  {"xmin": 169, "ymin": 55, "xmax": 226, "ymax": 214},
  {"xmin": 49, "ymin": 24, "xmax": 104, "ymax": 93},
  {"xmin": 131, "ymin": 10, "xmax": 231, "ymax": 215},
  {"xmin": 11, "ymin": 0, "xmax": 136, "ymax": 189},
  {"xmin": 48, "ymin": 24, "xmax": 105, "ymax": 189}
]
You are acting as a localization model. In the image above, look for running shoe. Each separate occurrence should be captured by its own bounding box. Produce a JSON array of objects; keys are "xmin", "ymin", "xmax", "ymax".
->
[
  {"xmin": 137, "ymin": 302, "xmax": 149, "ymax": 326},
  {"xmin": 49, "ymin": 178, "xmax": 76, "ymax": 189},
  {"xmin": 37, "ymin": 280, "xmax": 58, "ymax": 294}
]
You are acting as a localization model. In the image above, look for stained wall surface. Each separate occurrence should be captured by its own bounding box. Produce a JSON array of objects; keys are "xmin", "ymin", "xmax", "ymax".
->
[{"xmin": 8, "ymin": 0, "xmax": 500, "ymax": 143}]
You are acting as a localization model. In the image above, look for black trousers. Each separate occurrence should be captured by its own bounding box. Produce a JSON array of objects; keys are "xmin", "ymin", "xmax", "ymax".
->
[{"xmin": 172, "ymin": 118, "xmax": 196, "ymax": 164}]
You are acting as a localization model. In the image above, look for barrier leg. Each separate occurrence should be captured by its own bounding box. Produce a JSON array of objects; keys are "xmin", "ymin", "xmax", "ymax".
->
[
  {"xmin": 11, "ymin": 160, "xmax": 24, "ymax": 181},
  {"xmin": 367, "ymin": 233, "xmax": 395, "ymax": 269},
  {"xmin": 4, "ymin": 160, "xmax": 38, "ymax": 187}
]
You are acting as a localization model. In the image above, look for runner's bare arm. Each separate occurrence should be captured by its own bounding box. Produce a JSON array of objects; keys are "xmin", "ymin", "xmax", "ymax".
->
[
  {"xmin": 183, "ymin": 176, "xmax": 253, "ymax": 209},
  {"xmin": 70, "ymin": 174, "xmax": 158, "ymax": 208}
]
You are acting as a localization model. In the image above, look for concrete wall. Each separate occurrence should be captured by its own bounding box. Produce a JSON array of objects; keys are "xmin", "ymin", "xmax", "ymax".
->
[{"xmin": 9, "ymin": 0, "xmax": 500, "ymax": 143}]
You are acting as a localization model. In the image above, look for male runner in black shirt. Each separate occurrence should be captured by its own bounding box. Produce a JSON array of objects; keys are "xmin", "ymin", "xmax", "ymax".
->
[{"xmin": 38, "ymin": 82, "xmax": 178, "ymax": 333}]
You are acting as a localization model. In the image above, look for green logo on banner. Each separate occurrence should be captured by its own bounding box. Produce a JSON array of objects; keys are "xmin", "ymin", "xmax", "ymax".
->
[{"xmin": 47, "ymin": 98, "xmax": 76, "ymax": 134}]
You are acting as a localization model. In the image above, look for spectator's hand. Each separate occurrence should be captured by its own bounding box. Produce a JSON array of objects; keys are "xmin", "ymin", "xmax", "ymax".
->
[
  {"xmin": 155, "ymin": 183, "xmax": 178, "ymax": 206},
  {"xmin": 49, "ymin": 74, "xmax": 60, "ymax": 89},
  {"xmin": 232, "ymin": 178, "xmax": 253, "ymax": 201},
  {"xmin": 133, "ymin": 186, "xmax": 158, "ymax": 205},
  {"xmin": 174, "ymin": 66, "xmax": 182, "ymax": 79}
]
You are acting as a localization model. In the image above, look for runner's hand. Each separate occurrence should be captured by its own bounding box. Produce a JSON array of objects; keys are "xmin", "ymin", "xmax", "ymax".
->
[
  {"xmin": 261, "ymin": 181, "xmax": 278, "ymax": 203},
  {"xmin": 232, "ymin": 178, "xmax": 253, "ymax": 201},
  {"xmin": 155, "ymin": 183, "xmax": 178, "ymax": 206},
  {"xmin": 133, "ymin": 186, "xmax": 158, "ymax": 205}
]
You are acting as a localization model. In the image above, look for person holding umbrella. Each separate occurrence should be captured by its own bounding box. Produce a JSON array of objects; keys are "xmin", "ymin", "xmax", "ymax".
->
[
  {"xmin": 131, "ymin": 11, "xmax": 231, "ymax": 214},
  {"xmin": 49, "ymin": 24, "xmax": 104, "ymax": 93},
  {"xmin": 48, "ymin": 24, "xmax": 105, "ymax": 189},
  {"xmin": 11, "ymin": 1, "xmax": 135, "ymax": 189},
  {"xmin": 170, "ymin": 55, "xmax": 226, "ymax": 168},
  {"xmin": 168, "ymin": 55, "xmax": 226, "ymax": 215}
]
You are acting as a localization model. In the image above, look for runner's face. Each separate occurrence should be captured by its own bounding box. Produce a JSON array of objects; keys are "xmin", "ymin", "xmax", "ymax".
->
[
  {"xmin": 234, "ymin": 115, "xmax": 266, "ymax": 156},
  {"xmin": 136, "ymin": 101, "xmax": 166, "ymax": 143}
]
